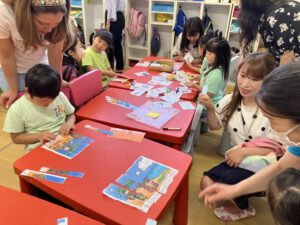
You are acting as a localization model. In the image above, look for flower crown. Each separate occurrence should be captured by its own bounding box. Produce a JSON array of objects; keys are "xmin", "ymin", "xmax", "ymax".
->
[{"xmin": 31, "ymin": 0, "xmax": 66, "ymax": 7}]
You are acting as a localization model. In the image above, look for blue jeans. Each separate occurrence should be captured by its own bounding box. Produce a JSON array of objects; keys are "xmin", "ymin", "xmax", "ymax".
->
[{"xmin": 0, "ymin": 68, "xmax": 26, "ymax": 92}]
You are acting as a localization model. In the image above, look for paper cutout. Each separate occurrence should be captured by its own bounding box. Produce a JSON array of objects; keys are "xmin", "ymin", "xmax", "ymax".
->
[
  {"xmin": 106, "ymin": 96, "xmax": 138, "ymax": 110},
  {"xmin": 109, "ymin": 128, "xmax": 145, "ymax": 142},
  {"xmin": 40, "ymin": 167, "xmax": 84, "ymax": 178},
  {"xmin": 21, "ymin": 169, "xmax": 66, "ymax": 184},
  {"xmin": 42, "ymin": 133, "xmax": 93, "ymax": 159},
  {"xmin": 103, "ymin": 156, "xmax": 178, "ymax": 212},
  {"xmin": 146, "ymin": 111, "xmax": 160, "ymax": 119}
]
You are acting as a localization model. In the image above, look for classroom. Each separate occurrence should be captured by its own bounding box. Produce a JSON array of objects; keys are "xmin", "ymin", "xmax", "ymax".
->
[{"xmin": 0, "ymin": 0, "xmax": 300, "ymax": 224}]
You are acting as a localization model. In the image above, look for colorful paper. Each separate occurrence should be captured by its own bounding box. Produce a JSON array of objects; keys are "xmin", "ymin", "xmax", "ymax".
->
[
  {"xmin": 40, "ymin": 167, "xmax": 84, "ymax": 178},
  {"xmin": 103, "ymin": 156, "xmax": 178, "ymax": 212},
  {"xmin": 146, "ymin": 111, "xmax": 160, "ymax": 119},
  {"xmin": 42, "ymin": 133, "xmax": 93, "ymax": 159},
  {"xmin": 21, "ymin": 169, "xmax": 66, "ymax": 184},
  {"xmin": 84, "ymin": 124, "xmax": 113, "ymax": 136},
  {"xmin": 109, "ymin": 128, "xmax": 145, "ymax": 142},
  {"xmin": 127, "ymin": 101, "xmax": 180, "ymax": 129},
  {"xmin": 105, "ymin": 96, "xmax": 138, "ymax": 110}
]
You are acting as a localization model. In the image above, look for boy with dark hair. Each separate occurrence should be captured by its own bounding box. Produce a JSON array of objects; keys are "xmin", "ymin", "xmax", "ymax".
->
[
  {"xmin": 3, "ymin": 64, "xmax": 75, "ymax": 152},
  {"xmin": 82, "ymin": 29, "xmax": 120, "ymax": 89}
]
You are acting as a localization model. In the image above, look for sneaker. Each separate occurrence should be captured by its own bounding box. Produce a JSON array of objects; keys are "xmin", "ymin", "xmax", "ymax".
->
[{"xmin": 214, "ymin": 206, "xmax": 256, "ymax": 222}]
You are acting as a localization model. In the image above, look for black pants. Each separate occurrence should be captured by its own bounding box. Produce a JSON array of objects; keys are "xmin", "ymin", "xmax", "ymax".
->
[
  {"xmin": 204, "ymin": 162, "xmax": 264, "ymax": 209},
  {"xmin": 105, "ymin": 11, "xmax": 125, "ymax": 71}
]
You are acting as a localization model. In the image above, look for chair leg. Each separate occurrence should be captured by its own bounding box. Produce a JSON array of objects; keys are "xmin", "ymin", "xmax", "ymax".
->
[{"xmin": 194, "ymin": 122, "xmax": 201, "ymax": 146}]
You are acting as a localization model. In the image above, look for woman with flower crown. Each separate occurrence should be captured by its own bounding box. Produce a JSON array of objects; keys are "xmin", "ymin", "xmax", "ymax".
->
[{"xmin": 0, "ymin": 0, "xmax": 71, "ymax": 109}]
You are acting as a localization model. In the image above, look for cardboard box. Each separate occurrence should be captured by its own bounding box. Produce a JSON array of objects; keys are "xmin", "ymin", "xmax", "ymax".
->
[{"xmin": 148, "ymin": 60, "xmax": 174, "ymax": 72}]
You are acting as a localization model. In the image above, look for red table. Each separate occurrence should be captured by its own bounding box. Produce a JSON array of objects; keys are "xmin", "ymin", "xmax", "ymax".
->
[
  {"xmin": 76, "ymin": 88, "xmax": 195, "ymax": 149},
  {"xmin": 109, "ymin": 56, "xmax": 199, "ymax": 101},
  {"xmin": 14, "ymin": 120, "xmax": 192, "ymax": 225},
  {"xmin": 0, "ymin": 185, "xmax": 104, "ymax": 225}
]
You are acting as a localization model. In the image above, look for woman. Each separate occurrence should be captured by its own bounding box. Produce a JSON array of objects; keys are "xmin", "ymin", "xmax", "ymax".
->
[
  {"xmin": 238, "ymin": 0, "xmax": 300, "ymax": 64},
  {"xmin": 199, "ymin": 62, "xmax": 300, "ymax": 209},
  {"xmin": 0, "ymin": 0, "xmax": 71, "ymax": 109}
]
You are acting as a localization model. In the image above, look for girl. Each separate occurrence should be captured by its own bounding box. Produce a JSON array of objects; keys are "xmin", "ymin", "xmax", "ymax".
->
[
  {"xmin": 62, "ymin": 33, "xmax": 85, "ymax": 82},
  {"xmin": 199, "ymin": 52, "xmax": 277, "ymax": 221},
  {"xmin": 82, "ymin": 29, "xmax": 119, "ymax": 89},
  {"xmin": 173, "ymin": 17, "xmax": 204, "ymax": 64},
  {"xmin": 267, "ymin": 168, "xmax": 300, "ymax": 225},
  {"xmin": 238, "ymin": 0, "xmax": 299, "ymax": 64},
  {"xmin": 0, "ymin": 0, "xmax": 71, "ymax": 109},
  {"xmin": 188, "ymin": 32, "xmax": 231, "ymax": 106},
  {"xmin": 199, "ymin": 62, "xmax": 300, "ymax": 223},
  {"xmin": 185, "ymin": 30, "xmax": 215, "ymax": 73}
]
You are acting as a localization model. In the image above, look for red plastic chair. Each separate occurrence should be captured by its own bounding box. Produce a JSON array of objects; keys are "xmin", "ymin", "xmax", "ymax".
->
[{"xmin": 69, "ymin": 70, "xmax": 102, "ymax": 108}]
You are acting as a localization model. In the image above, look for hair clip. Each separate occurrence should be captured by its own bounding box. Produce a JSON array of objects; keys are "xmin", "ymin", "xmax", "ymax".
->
[{"xmin": 31, "ymin": 0, "xmax": 66, "ymax": 7}]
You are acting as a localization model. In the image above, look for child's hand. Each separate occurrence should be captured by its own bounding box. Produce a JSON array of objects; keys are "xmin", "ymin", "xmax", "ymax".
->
[
  {"xmin": 174, "ymin": 55, "xmax": 185, "ymax": 62},
  {"xmin": 225, "ymin": 146, "xmax": 246, "ymax": 167},
  {"xmin": 185, "ymin": 81, "xmax": 198, "ymax": 89},
  {"xmin": 198, "ymin": 94, "xmax": 214, "ymax": 110},
  {"xmin": 39, "ymin": 131, "xmax": 55, "ymax": 144},
  {"xmin": 61, "ymin": 80, "xmax": 70, "ymax": 87},
  {"xmin": 59, "ymin": 122, "xmax": 75, "ymax": 135}
]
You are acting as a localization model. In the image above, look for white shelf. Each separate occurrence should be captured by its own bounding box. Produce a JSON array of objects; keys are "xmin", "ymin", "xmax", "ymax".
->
[
  {"xmin": 128, "ymin": 56, "xmax": 143, "ymax": 61},
  {"xmin": 151, "ymin": 22, "xmax": 173, "ymax": 26},
  {"xmin": 128, "ymin": 45, "xmax": 148, "ymax": 50},
  {"xmin": 151, "ymin": 11, "xmax": 174, "ymax": 14},
  {"xmin": 71, "ymin": 5, "xmax": 82, "ymax": 9}
]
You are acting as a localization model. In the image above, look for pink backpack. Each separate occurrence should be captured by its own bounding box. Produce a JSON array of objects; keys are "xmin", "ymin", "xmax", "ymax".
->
[{"xmin": 127, "ymin": 8, "xmax": 146, "ymax": 38}]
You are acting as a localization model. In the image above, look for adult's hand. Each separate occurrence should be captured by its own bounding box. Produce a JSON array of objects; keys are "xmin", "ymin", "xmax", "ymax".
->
[
  {"xmin": 0, "ymin": 89, "xmax": 18, "ymax": 109},
  {"xmin": 199, "ymin": 183, "xmax": 238, "ymax": 207},
  {"xmin": 280, "ymin": 51, "xmax": 294, "ymax": 65}
]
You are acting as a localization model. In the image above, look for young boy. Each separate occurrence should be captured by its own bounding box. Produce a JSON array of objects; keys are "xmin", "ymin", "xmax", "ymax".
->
[
  {"xmin": 82, "ymin": 29, "xmax": 119, "ymax": 89},
  {"xmin": 3, "ymin": 64, "xmax": 76, "ymax": 152}
]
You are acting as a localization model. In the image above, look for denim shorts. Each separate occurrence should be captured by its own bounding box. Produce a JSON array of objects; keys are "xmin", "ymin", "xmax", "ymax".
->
[{"xmin": 0, "ymin": 68, "xmax": 26, "ymax": 92}]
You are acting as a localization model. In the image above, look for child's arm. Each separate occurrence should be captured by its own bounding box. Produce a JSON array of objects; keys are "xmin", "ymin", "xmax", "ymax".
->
[
  {"xmin": 225, "ymin": 146, "xmax": 273, "ymax": 168},
  {"xmin": 10, "ymin": 131, "xmax": 55, "ymax": 145},
  {"xmin": 199, "ymin": 94, "xmax": 222, "ymax": 130},
  {"xmin": 59, "ymin": 114, "xmax": 76, "ymax": 135},
  {"xmin": 86, "ymin": 65, "xmax": 95, "ymax": 71},
  {"xmin": 186, "ymin": 62, "xmax": 200, "ymax": 73},
  {"xmin": 103, "ymin": 67, "xmax": 119, "ymax": 78}
]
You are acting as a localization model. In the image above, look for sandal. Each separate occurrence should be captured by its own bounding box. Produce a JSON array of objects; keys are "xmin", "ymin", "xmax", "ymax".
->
[{"xmin": 214, "ymin": 206, "xmax": 256, "ymax": 222}]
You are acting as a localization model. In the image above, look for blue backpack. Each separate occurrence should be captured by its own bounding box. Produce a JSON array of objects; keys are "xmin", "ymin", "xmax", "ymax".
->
[{"xmin": 173, "ymin": 9, "xmax": 187, "ymax": 37}]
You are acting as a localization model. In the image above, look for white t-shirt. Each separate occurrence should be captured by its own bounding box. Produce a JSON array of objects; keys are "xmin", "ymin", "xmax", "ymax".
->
[
  {"xmin": 0, "ymin": 1, "xmax": 48, "ymax": 73},
  {"xmin": 215, "ymin": 94, "xmax": 270, "ymax": 147},
  {"xmin": 172, "ymin": 33, "xmax": 200, "ymax": 59}
]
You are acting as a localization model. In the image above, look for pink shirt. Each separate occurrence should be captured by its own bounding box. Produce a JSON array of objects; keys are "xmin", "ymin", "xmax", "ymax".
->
[{"xmin": 0, "ymin": 1, "xmax": 48, "ymax": 73}]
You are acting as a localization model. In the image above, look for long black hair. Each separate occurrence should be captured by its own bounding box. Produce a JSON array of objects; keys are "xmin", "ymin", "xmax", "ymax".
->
[
  {"xmin": 180, "ymin": 17, "xmax": 204, "ymax": 54},
  {"xmin": 238, "ymin": 0, "xmax": 288, "ymax": 55},
  {"xmin": 204, "ymin": 31, "xmax": 231, "ymax": 80},
  {"xmin": 256, "ymin": 62, "xmax": 300, "ymax": 124}
]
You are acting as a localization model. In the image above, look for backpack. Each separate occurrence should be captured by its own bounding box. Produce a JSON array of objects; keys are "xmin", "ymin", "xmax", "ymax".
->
[
  {"xmin": 127, "ymin": 8, "xmax": 146, "ymax": 38},
  {"xmin": 151, "ymin": 27, "xmax": 160, "ymax": 56},
  {"xmin": 173, "ymin": 8, "xmax": 187, "ymax": 37},
  {"xmin": 202, "ymin": 7, "xmax": 213, "ymax": 33}
]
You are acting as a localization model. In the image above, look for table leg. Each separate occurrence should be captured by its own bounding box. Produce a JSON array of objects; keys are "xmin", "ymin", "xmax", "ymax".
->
[
  {"xmin": 173, "ymin": 174, "xmax": 189, "ymax": 225},
  {"xmin": 19, "ymin": 177, "xmax": 33, "ymax": 194}
]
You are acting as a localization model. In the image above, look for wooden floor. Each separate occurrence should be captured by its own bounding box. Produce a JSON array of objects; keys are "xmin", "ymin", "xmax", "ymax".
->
[{"xmin": 0, "ymin": 105, "xmax": 274, "ymax": 225}]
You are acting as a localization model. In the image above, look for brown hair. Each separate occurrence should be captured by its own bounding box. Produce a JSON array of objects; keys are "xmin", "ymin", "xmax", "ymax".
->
[
  {"xmin": 5, "ymin": 0, "xmax": 71, "ymax": 51},
  {"xmin": 222, "ymin": 52, "xmax": 276, "ymax": 128}
]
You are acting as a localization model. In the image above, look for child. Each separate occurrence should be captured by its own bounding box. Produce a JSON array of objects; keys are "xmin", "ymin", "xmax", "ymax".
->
[
  {"xmin": 188, "ymin": 32, "xmax": 231, "ymax": 105},
  {"xmin": 82, "ymin": 29, "xmax": 119, "ymax": 89},
  {"xmin": 185, "ymin": 30, "xmax": 215, "ymax": 73},
  {"xmin": 62, "ymin": 33, "xmax": 86, "ymax": 82},
  {"xmin": 173, "ymin": 17, "xmax": 204, "ymax": 64},
  {"xmin": 199, "ymin": 53, "xmax": 277, "ymax": 221},
  {"xmin": 3, "ymin": 64, "xmax": 76, "ymax": 152},
  {"xmin": 267, "ymin": 168, "xmax": 300, "ymax": 225}
]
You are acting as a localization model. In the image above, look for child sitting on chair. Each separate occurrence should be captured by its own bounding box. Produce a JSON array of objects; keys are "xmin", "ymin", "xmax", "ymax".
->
[
  {"xmin": 82, "ymin": 29, "xmax": 119, "ymax": 89},
  {"xmin": 3, "ymin": 64, "xmax": 75, "ymax": 152},
  {"xmin": 62, "ymin": 33, "xmax": 86, "ymax": 82},
  {"xmin": 199, "ymin": 53, "xmax": 280, "ymax": 222}
]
